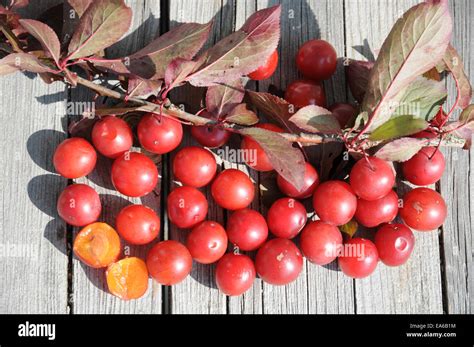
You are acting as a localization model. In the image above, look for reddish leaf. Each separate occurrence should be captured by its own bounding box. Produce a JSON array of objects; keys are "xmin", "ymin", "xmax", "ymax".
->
[
  {"xmin": 375, "ymin": 137, "xmax": 427, "ymax": 162},
  {"xmin": 443, "ymin": 44, "xmax": 472, "ymax": 109},
  {"xmin": 19, "ymin": 19, "xmax": 61, "ymax": 65},
  {"xmin": 164, "ymin": 58, "xmax": 198, "ymax": 91},
  {"xmin": 0, "ymin": 59, "xmax": 18, "ymax": 75},
  {"xmin": 187, "ymin": 5, "xmax": 281, "ymax": 86},
  {"xmin": 224, "ymin": 103, "xmax": 259, "ymax": 125},
  {"xmin": 247, "ymin": 91, "xmax": 296, "ymax": 132},
  {"xmin": 443, "ymin": 122, "xmax": 473, "ymax": 149},
  {"xmin": 68, "ymin": 0, "xmax": 93, "ymax": 17},
  {"xmin": 0, "ymin": 7, "xmax": 20, "ymax": 30},
  {"xmin": 362, "ymin": 0, "xmax": 452, "ymax": 131},
  {"xmin": 345, "ymin": 59, "xmax": 373, "ymax": 103},
  {"xmin": 206, "ymin": 79, "xmax": 244, "ymax": 118},
  {"xmin": 8, "ymin": 0, "xmax": 28, "ymax": 10},
  {"xmin": 440, "ymin": 105, "xmax": 474, "ymax": 149},
  {"xmin": 238, "ymin": 127, "xmax": 305, "ymax": 191},
  {"xmin": 289, "ymin": 105, "xmax": 341, "ymax": 134},
  {"xmin": 459, "ymin": 105, "xmax": 474, "ymax": 125},
  {"xmin": 0, "ymin": 53, "xmax": 57, "ymax": 75},
  {"xmin": 67, "ymin": 0, "xmax": 132, "ymax": 60},
  {"xmin": 128, "ymin": 77, "xmax": 162, "ymax": 98},
  {"xmin": 91, "ymin": 22, "xmax": 212, "ymax": 80}
]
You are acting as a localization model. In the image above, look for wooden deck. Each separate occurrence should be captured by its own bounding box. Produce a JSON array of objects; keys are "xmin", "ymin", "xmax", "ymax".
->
[{"xmin": 0, "ymin": 0, "xmax": 472, "ymax": 314}]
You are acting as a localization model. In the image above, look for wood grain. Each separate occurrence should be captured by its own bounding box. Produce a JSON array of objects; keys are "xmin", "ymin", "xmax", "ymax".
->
[
  {"xmin": 439, "ymin": 0, "xmax": 473, "ymax": 314},
  {"xmin": 0, "ymin": 0, "xmax": 68, "ymax": 314},
  {"xmin": 167, "ymin": 0, "xmax": 234, "ymax": 314},
  {"xmin": 251, "ymin": 0, "xmax": 354, "ymax": 314},
  {"xmin": 71, "ymin": 0, "xmax": 163, "ymax": 314},
  {"xmin": 1, "ymin": 0, "xmax": 473, "ymax": 315},
  {"xmin": 226, "ymin": 0, "xmax": 264, "ymax": 315},
  {"xmin": 345, "ymin": 0, "xmax": 443, "ymax": 314}
]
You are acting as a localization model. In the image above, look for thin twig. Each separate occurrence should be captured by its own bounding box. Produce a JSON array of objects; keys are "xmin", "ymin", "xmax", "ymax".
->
[{"xmin": 74, "ymin": 75, "xmax": 468, "ymax": 150}]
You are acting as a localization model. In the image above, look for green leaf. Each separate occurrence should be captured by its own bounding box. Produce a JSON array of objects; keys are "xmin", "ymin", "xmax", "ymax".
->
[
  {"xmin": 238, "ymin": 127, "xmax": 305, "ymax": 191},
  {"xmin": 288, "ymin": 105, "xmax": 341, "ymax": 134},
  {"xmin": 340, "ymin": 220, "xmax": 358, "ymax": 238},
  {"xmin": 362, "ymin": 0, "xmax": 452, "ymax": 131},
  {"xmin": 392, "ymin": 77, "xmax": 447, "ymax": 121},
  {"xmin": 369, "ymin": 115, "xmax": 429, "ymax": 141},
  {"xmin": 67, "ymin": 0, "xmax": 132, "ymax": 60}
]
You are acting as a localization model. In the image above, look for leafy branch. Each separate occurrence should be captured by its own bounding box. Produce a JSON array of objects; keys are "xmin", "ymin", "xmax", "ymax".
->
[{"xmin": 0, "ymin": 0, "xmax": 473, "ymax": 189}]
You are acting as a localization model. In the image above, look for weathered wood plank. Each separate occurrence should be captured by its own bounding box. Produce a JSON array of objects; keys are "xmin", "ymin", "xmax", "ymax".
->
[
  {"xmin": 0, "ymin": 0, "xmax": 68, "ymax": 314},
  {"xmin": 227, "ymin": 0, "xmax": 265, "ymax": 315},
  {"xmin": 71, "ymin": 0, "xmax": 162, "ymax": 314},
  {"xmin": 167, "ymin": 0, "xmax": 235, "ymax": 314},
  {"xmin": 345, "ymin": 0, "xmax": 443, "ymax": 314},
  {"xmin": 439, "ymin": 0, "xmax": 473, "ymax": 314},
  {"xmin": 252, "ymin": 0, "xmax": 354, "ymax": 314}
]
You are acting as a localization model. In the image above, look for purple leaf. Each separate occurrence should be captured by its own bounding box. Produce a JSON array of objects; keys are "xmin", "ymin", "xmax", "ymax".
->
[
  {"xmin": 345, "ymin": 59, "xmax": 373, "ymax": 103},
  {"xmin": 91, "ymin": 22, "xmax": 212, "ymax": 80},
  {"xmin": 362, "ymin": 0, "xmax": 452, "ymax": 131},
  {"xmin": 289, "ymin": 105, "xmax": 341, "ymax": 134},
  {"xmin": 375, "ymin": 137, "xmax": 428, "ymax": 162},
  {"xmin": 224, "ymin": 103, "xmax": 259, "ymax": 125},
  {"xmin": 19, "ymin": 19, "xmax": 61, "ymax": 66},
  {"xmin": 8, "ymin": 0, "xmax": 28, "ymax": 10},
  {"xmin": 67, "ymin": 0, "xmax": 132, "ymax": 60},
  {"xmin": 164, "ymin": 58, "xmax": 198, "ymax": 91},
  {"xmin": 187, "ymin": 5, "xmax": 281, "ymax": 86},
  {"xmin": 68, "ymin": 0, "xmax": 93, "ymax": 17},
  {"xmin": 0, "ymin": 53, "xmax": 57, "ymax": 75},
  {"xmin": 247, "ymin": 91, "xmax": 296, "ymax": 132},
  {"xmin": 128, "ymin": 77, "xmax": 162, "ymax": 98},
  {"xmin": 206, "ymin": 79, "xmax": 244, "ymax": 118},
  {"xmin": 238, "ymin": 127, "xmax": 305, "ymax": 191}
]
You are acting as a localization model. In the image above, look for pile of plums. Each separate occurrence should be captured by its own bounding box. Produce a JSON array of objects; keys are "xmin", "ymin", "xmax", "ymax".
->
[{"xmin": 52, "ymin": 39, "xmax": 447, "ymax": 300}]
